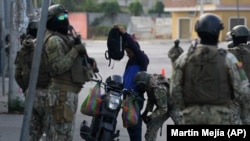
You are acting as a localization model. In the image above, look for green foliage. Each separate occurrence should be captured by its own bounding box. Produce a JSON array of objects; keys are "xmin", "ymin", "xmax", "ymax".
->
[
  {"xmin": 128, "ymin": 1, "xmax": 143, "ymax": 16},
  {"xmin": 88, "ymin": 25, "xmax": 112, "ymax": 39},
  {"xmin": 8, "ymin": 97, "xmax": 24, "ymax": 114},
  {"xmin": 148, "ymin": 1, "xmax": 165, "ymax": 17},
  {"xmin": 101, "ymin": 1, "xmax": 120, "ymax": 17},
  {"xmin": 81, "ymin": 0, "xmax": 101, "ymax": 12}
]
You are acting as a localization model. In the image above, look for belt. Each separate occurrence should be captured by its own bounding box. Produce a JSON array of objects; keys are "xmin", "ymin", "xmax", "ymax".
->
[{"xmin": 52, "ymin": 79, "xmax": 82, "ymax": 94}]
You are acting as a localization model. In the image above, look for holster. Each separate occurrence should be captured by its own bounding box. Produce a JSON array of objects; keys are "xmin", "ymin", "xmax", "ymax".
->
[{"xmin": 53, "ymin": 91, "xmax": 74, "ymax": 124}]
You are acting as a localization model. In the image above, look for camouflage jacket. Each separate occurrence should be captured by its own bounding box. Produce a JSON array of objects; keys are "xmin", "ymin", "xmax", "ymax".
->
[
  {"xmin": 170, "ymin": 44, "xmax": 250, "ymax": 109},
  {"xmin": 146, "ymin": 83, "xmax": 168, "ymax": 119}
]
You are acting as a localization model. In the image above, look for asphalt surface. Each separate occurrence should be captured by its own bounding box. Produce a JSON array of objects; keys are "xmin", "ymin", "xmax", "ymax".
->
[{"xmin": 0, "ymin": 40, "xmax": 229, "ymax": 141}]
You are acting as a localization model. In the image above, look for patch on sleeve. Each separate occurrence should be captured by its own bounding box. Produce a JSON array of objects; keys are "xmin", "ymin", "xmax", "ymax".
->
[
  {"xmin": 236, "ymin": 61, "xmax": 248, "ymax": 81},
  {"xmin": 236, "ymin": 61, "xmax": 243, "ymax": 69}
]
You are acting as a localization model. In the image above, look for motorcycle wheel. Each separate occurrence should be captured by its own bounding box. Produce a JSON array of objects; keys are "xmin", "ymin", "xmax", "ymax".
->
[{"xmin": 100, "ymin": 129, "xmax": 112, "ymax": 141}]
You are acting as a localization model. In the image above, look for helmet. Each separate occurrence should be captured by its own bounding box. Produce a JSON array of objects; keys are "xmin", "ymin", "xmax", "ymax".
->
[
  {"xmin": 26, "ymin": 20, "xmax": 39, "ymax": 37},
  {"xmin": 105, "ymin": 75, "xmax": 123, "ymax": 90},
  {"xmin": 230, "ymin": 25, "xmax": 249, "ymax": 37},
  {"xmin": 174, "ymin": 39, "xmax": 180, "ymax": 44},
  {"xmin": 195, "ymin": 13, "xmax": 224, "ymax": 35},
  {"xmin": 47, "ymin": 4, "xmax": 68, "ymax": 22},
  {"xmin": 134, "ymin": 71, "xmax": 151, "ymax": 86}
]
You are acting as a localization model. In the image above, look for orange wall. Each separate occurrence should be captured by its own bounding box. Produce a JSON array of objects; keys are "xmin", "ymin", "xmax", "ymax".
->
[{"xmin": 68, "ymin": 13, "xmax": 87, "ymax": 39}]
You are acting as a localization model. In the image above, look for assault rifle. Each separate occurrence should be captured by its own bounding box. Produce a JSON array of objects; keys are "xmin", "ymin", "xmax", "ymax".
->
[{"xmin": 68, "ymin": 25, "xmax": 99, "ymax": 78}]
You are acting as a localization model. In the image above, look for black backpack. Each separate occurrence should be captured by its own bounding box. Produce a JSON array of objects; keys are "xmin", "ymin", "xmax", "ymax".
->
[{"xmin": 105, "ymin": 27, "xmax": 125, "ymax": 67}]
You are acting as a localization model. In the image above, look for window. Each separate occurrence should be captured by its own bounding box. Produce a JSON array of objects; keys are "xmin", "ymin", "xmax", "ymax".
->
[
  {"xmin": 196, "ymin": 0, "xmax": 216, "ymax": 4},
  {"xmin": 229, "ymin": 18, "xmax": 245, "ymax": 30}
]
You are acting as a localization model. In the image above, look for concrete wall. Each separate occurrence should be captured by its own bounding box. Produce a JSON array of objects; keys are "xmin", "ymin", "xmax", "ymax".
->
[
  {"xmin": 128, "ymin": 16, "xmax": 172, "ymax": 40},
  {"xmin": 70, "ymin": 12, "xmax": 172, "ymax": 40}
]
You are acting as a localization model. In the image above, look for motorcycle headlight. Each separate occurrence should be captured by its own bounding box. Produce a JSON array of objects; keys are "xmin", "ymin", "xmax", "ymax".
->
[{"xmin": 107, "ymin": 94, "xmax": 121, "ymax": 110}]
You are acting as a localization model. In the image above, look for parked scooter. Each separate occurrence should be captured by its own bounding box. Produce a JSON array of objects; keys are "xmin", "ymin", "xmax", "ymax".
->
[{"xmin": 80, "ymin": 74, "xmax": 127, "ymax": 141}]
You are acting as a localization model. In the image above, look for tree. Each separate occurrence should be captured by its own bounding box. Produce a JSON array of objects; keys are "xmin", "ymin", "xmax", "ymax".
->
[
  {"xmin": 129, "ymin": 1, "xmax": 143, "ymax": 16},
  {"xmin": 101, "ymin": 1, "xmax": 120, "ymax": 23},
  {"xmin": 148, "ymin": 1, "xmax": 165, "ymax": 17},
  {"xmin": 155, "ymin": 1, "xmax": 164, "ymax": 17}
]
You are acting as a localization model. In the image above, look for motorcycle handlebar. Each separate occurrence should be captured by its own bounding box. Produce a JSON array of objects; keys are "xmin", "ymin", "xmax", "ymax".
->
[{"xmin": 90, "ymin": 77, "xmax": 144, "ymax": 101}]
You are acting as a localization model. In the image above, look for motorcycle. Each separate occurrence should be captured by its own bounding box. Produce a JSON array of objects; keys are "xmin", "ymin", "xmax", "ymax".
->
[{"xmin": 80, "ymin": 74, "xmax": 127, "ymax": 141}]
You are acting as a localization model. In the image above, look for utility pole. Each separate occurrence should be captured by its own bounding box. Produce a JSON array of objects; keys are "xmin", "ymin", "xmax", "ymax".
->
[
  {"xmin": 236, "ymin": 0, "xmax": 240, "ymax": 24},
  {"xmin": 0, "ymin": 0, "xmax": 5, "ymax": 96},
  {"xmin": 8, "ymin": 0, "xmax": 24, "ymax": 112},
  {"xmin": 200, "ymin": 0, "xmax": 204, "ymax": 16},
  {"xmin": 20, "ymin": 0, "xmax": 50, "ymax": 140}
]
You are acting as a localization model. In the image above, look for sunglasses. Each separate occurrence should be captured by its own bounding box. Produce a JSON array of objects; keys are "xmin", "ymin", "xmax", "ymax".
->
[{"xmin": 57, "ymin": 13, "xmax": 68, "ymax": 21}]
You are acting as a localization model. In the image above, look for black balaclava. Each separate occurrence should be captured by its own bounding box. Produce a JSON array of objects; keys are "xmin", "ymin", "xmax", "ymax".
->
[
  {"xmin": 47, "ymin": 16, "xmax": 69, "ymax": 35},
  {"xmin": 198, "ymin": 32, "xmax": 219, "ymax": 46},
  {"xmin": 232, "ymin": 36, "xmax": 248, "ymax": 46},
  {"xmin": 174, "ymin": 42, "xmax": 179, "ymax": 47},
  {"xmin": 27, "ymin": 28, "xmax": 38, "ymax": 38}
]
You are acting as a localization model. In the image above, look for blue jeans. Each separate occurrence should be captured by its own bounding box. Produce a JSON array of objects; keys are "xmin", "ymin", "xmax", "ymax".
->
[{"xmin": 127, "ymin": 98, "xmax": 144, "ymax": 141}]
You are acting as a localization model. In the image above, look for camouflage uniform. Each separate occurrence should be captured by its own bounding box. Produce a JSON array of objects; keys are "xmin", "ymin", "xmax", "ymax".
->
[
  {"xmin": 168, "ymin": 45, "xmax": 184, "ymax": 64},
  {"xmin": 144, "ymin": 83, "xmax": 168, "ymax": 141},
  {"xmin": 227, "ymin": 44, "xmax": 250, "ymax": 124},
  {"xmin": 15, "ymin": 34, "xmax": 51, "ymax": 140},
  {"xmin": 171, "ymin": 45, "xmax": 250, "ymax": 125},
  {"xmin": 227, "ymin": 24, "xmax": 250, "ymax": 124},
  {"xmin": 27, "ymin": 88, "xmax": 48, "ymax": 141},
  {"xmin": 44, "ymin": 28, "xmax": 86, "ymax": 140}
]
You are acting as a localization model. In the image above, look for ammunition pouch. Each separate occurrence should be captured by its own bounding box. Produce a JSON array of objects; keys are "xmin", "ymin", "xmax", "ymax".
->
[
  {"xmin": 53, "ymin": 91, "xmax": 74, "ymax": 123},
  {"xmin": 71, "ymin": 56, "xmax": 93, "ymax": 84}
]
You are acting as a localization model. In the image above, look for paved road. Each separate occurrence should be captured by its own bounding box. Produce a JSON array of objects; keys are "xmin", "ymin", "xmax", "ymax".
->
[{"xmin": 0, "ymin": 40, "xmax": 229, "ymax": 141}]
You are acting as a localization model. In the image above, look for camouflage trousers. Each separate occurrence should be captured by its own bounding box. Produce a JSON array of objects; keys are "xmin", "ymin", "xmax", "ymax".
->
[
  {"xmin": 27, "ymin": 88, "xmax": 48, "ymax": 141},
  {"xmin": 45, "ymin": 84, "xmax": 79, "ymax": 141},
  {"xmin": 229, "ymin": 100, "xmax": 242, "ymax": 125},
  {"xmin": 145, "ymin": 114, "xmax": 168, "ymax": 141},
  {"xmin": 169, "ymin": 107, "xmax": 183, "ymax": 125},
  {"xmin": 180, "ymin": 105, "xmax": 231, "ymax": 124},
  {"xmin": 236, "ymin": 95, "xmax": 250, "ymax": 124}
]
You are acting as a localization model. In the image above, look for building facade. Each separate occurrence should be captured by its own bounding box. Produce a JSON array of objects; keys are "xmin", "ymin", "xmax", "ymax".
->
[{"xmin": 164, "ymin": 0, "xmax": 250, "ymax": 41}]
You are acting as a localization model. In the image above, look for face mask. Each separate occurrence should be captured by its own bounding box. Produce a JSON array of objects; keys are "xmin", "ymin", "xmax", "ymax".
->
[{"xmin": 47, "ymin": 13, "xmax": 69, "ymax": 34}]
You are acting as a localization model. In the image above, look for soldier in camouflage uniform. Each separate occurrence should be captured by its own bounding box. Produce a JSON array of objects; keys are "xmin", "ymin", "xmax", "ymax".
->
[
  {"xmin": 170, "ymin": 13, "xmax": 250, "ymax": 125},
  {"xmin": 15, "ymin": 20, "xmax": 51, "ymax": 140},
  {"xmin": 168, "ymin": 39, "xmax": 184, "ymax": 66},
  {"xmin": 134, "ymin": 71, "xmax": 181, "ymax": 141},
  {"xmin": 227, "ymin": 25, "xmax": 250, "ymax": 124},
  {"xmin": 44, "ymin": 4, "xmax": 97, "ymax": 141}
]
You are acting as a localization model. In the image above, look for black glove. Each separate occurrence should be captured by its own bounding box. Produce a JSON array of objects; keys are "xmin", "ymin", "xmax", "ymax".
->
[
  {"xmin": 141, "ymin": 115, "xmax": 151, "ymax": 124},
  {"xmin": 141, "ymin": 111, "xmax": 151, "ymax": 124},
  {"xmin": 74, "ymin": 35, "xmax": 82, "ymax": 45},
  {"xmin": 87, "ymin": 57, "xmax": 99, "ymax": 73}
]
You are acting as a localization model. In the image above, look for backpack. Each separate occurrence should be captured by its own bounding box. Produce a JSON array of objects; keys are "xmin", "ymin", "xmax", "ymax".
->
[
  {"xmin": 15, "ymin": 35, "xmax": 52, "ymax": 92},
  {"xmin": 228, "ymin": 44, "xmax": 250, "ymax": 80},
  {"xmin": 183, "ymin": 46, "xmax": 232, "ymax": 105},
  {"xmin": 105, "ymin": 27, "xmax": 125, "ymax": 67}
]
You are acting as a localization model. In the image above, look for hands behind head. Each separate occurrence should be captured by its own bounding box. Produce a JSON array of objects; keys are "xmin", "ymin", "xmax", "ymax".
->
[{"xmin": 114, "ymin": 25, "xmax": 126, "ymax": 34}]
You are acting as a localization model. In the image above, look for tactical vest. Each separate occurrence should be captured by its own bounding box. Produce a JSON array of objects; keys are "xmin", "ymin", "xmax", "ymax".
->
[
  {"xmin": 15, "ymin": 36, "xmax": 51, "ymax": 92},
  {"xmin": 228, "ymin": 44, "xmax": 250, "ymax": 80},
  {"xmin": 44, "ymin": 31, "xmax": 91, "ymax": 88},
  {"xmin": 183, "ymin": 46, "xmax": 233, "ymax": 105}
]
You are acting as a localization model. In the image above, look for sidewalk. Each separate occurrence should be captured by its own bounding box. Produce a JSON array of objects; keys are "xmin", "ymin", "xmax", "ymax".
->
[{"xmin": 0, "ymin": 114, "xmax": 23, "ymax": 141}]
